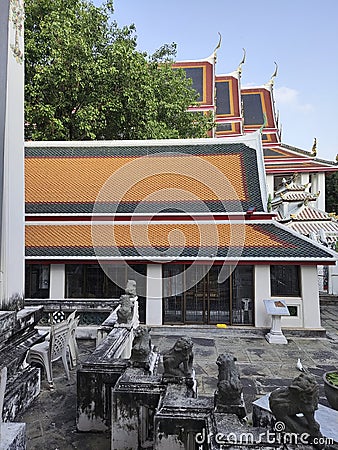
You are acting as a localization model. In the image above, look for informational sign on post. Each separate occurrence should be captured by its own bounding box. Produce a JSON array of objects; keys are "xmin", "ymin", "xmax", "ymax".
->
[{"xmin": 263, "ymin": 299, "xmax": 290, "ymax": 316}]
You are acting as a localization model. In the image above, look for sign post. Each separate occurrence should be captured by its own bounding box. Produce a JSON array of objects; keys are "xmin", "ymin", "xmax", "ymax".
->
[{"xmin": 263, "ymin": 299, "xmax": 290, "ymax": 344}]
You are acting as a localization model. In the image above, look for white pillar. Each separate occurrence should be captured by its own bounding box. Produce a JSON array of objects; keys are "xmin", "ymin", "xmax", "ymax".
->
[
  {"xmin": 50, "ymin": 264, "xmax": 65, "ymax": 299},
  {"xmin": 146, "ymin": 264, "xmax": 162, "ymax": 325},
  {"xmin": 316, "ymin": 173, "xmax": 325, "ymax": 211},
  {"xmin": 301, "ymin": 265, "xmax": 322, "ymax": 329},
  {"xmin": 254, "ymin": 265, "xmax": 271, "ymax": 328},
  {"xmin": 300, "ymin": 173, "xmax": 309, "ymax": 186},
  {"xmin": 0, "ymin": 0, "xmax": 25, "ymax": 309},
  {"xmin": 266, "ymin": 174, "xmax": 274, "ymax": 198}
]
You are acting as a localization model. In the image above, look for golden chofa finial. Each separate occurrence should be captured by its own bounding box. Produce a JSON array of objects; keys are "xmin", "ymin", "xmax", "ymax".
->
[
  {"xmin": 335, "ymin": 154, "xmax": 338, "ymax": 163},
  {"xmin": 311, "ymin": 138, "xmax": 317, "ymax": 156},
  {"xmin": 237, "ymin": 48, "xmax": 246, "ymax": 76},
  {"xmin": 267, "ymin": 62, "xmax": 278, "ymax": 87}
]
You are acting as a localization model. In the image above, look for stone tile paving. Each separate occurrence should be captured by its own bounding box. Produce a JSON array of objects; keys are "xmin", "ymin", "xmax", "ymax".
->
[{"xmin": 17, "ymin": 301, "xmax": 338, "ymax": 449}]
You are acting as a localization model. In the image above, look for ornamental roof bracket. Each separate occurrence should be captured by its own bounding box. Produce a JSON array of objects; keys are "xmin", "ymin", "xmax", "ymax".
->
[
  {"xmin": 237, "ymin": 48, "xmax": 246, "ymax": 76},
  {"xmin": 212, "ymin": 32, "xmax": 222, "ymax": 63},
  {"xmin": 259, "ymin": 113, "xmax": 267, "ymax": 134},
  {"xmin": 266, "ymin": 62, "xmax": 278, "ymax": 88}
]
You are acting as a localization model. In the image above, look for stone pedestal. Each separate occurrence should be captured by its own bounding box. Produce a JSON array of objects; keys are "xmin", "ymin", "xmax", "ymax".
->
[
  {"xmin": 265, "ymin": 315, "xmax": 288, "ymax": 344},
  {"xmin": 77, "ymin": 328, "xmax": 130, "ymax": 432},
  {"xmin": 253, "ymin": 393, "xmax": 338, "ymax": 443},
  {"xmin": 112, "ymin": 368, "xmax": 163, "ymax": 450},
  {"xmin": 1, "ymin": 307, "xmax": 43, "ymax": 421},
  {"xmin": 0, "ymin": 422, "xmax": 26, "ymax": 450}
]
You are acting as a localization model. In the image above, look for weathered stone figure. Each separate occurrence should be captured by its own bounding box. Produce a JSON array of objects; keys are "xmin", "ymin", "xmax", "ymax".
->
[
  {"xmin": 162, "ymin": 337, "xmax": 193, "ymax": 378},
  {"xmin": 214, "ymin": 354, "xmax": 246, "ymax": 418},
  {"xmin": 131, "ymin": 326, "xmax": 151, "ymax": 363},
  {"xmin": 117, "ymin": 294, "xmax": 135, "ymax": 324},
  {"xmin": 116, "ymin": 280, "xmax": 137, "ymax": 324},
  {"xmin": 269, "ymin": 372, "xmax": 322, "ymax": 439},
  {"xmin": 215, "ymin": 354, "xmax": 242, "ymax": 405},
  {"xmin": 125, "ymin": 279, "xmax": 137, "ymax": 298}
]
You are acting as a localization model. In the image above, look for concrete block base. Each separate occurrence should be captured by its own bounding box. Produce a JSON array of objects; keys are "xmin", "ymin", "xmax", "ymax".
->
[{"xmin": 0, "ymin": 422, "xmax": 26, "ymax": 450}]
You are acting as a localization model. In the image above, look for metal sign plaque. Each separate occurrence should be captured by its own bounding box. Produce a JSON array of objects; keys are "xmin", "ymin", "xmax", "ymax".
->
[{"xmin": 263, "ymin": 299, "xmax": 290, "ymax": 316}]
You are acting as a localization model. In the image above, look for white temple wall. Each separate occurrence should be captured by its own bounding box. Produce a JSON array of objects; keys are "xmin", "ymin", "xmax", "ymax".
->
[
  {"xmin": 146, "ymin": 264, "xmax": 162, "ymax": 325},
  {"xmin": 328, "ymin": 263, "xmax": 338, "ymax": 295},
  {"xmin": 0, "ymin": 1, "xmax": 25, "ymax": 308},
  {"xmin": 266, "ymin": 174, "xmax": 274, "ymax": 198},
  {"xmin": 254, "ymin": 265, "xmax": 271, "ymax": 328},
  {"xmin": 300, "ymin": 265, "xmax": 322, "ymax": 329},
  {"xmin": 50, "ymin": 264, "xmax": 65, "ymax": 299}
]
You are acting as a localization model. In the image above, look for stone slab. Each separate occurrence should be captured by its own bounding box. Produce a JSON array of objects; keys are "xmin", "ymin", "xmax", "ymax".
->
[
  {"xmin": 253, "ymin": 393, "xmax": 338, "ymax": 443},
  {"xmin": 0, "ymin": 422, "xmax": 26, "ymax": 450}
]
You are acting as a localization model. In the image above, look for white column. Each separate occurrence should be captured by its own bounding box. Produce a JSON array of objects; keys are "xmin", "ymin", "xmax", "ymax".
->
[
  {"xmin": 316, "ymin": 173, "xmax": 325, "ymax": 211},
  {"xmin": 301, "ymin": 265, "xmax": 322, "ymax": 329},
  {"xmin": 50, "ymin": 264, "xmax": 65, "ymax": 299},
  {"xmin": 0, "ymin": 0, "xmax": 25, "ymax": 309},
  {"xmin": 146, "ymin": 264, "xmax": 162, "ymax": 325},
  {"xmin": 266, "ymin": 174, "xmax": 274, "ymax": 198},
  {"xmin": 254, "ymin": 265, "xmax": 271, "ymax": 328},
  {"xmin": 300, "ymin": 173, "xmax": 309, "ymax": 186}
]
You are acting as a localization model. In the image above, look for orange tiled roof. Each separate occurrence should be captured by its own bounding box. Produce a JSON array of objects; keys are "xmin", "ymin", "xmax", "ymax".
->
[
  {"xmin": 25, "ymin": 154, "xmax": 247, "ymax": 204},
  {"xmin": 25, "ymin": 222, "xmax": 337, "ymax": 261},
  {"xmin": 25, "ymin": 223, "xmax": 286, "ymax": 249},
  {"xmin": 25, "ymin": 142, "xmax": 264, "ymax": 214}
]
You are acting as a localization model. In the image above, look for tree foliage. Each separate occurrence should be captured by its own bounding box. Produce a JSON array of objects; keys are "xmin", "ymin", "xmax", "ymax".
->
[
  {"xmin": 325, "ymin": 171, "xmax": 338, "ymax": 214},
  {"xmin": 24, "ymin": 0, "xmax": 212, "ymax": 141}
]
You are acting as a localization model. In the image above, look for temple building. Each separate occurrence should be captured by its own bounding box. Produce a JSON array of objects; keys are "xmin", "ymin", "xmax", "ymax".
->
[
  {"xmin": 173, "ymin": 53, "xmax": 338, "ymax": 212},
  {"xmin": 24, "ymin": 136, "xmax": 337, "ymax": 329}
]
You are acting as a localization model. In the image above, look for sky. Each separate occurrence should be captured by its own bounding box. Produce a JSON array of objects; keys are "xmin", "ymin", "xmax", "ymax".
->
[{"xmin": 95, "ymin": 0, "xmax": 338, "ymax": 162}]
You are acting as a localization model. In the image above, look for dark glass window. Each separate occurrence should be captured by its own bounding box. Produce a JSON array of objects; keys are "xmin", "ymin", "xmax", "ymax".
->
[
  {"xmin": 65, "ymin": 263, "xmax": 147, "ymax": 322},
  {"xmin": 216, "ymin": 81, "xmax": 231, "ymax": 115},
  {"xmin": 163, "ymin": 264, "xmax": 254, "ymax": 325},
  {"xmin": 242, "ymin": 93, "xmax": 264, "ymax": 125},
  {"xmin": 270, "ymin": 265, "xmax": 301, "ymax": 297},
  {"xmin": 288, "ymin": 306, "xmax": 298, "ymax": 317},
  {"xmin": 25, "ymin": 264, "xmax": 50, "ymax": 298},
  {"xmin": 231, "ymin": 266, "xmax": 254, "ymax": 324},
  {"xmin": 216, "ymin": 123, "xmax": 232, "ymax": 132},
  {"xmin": 183, "ymin": 67, "xmax": 203, "ymax": 102}
]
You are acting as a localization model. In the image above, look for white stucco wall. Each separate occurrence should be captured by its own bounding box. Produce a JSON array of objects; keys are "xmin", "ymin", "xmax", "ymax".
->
[
  {"xmin": 146, "ymin": 264, "xmax": 162, "ymax": 325},
  {"xmin": 50, "ymin": 264, "xmax": 65, "ymax": 299},
  {"xmin": 301, "ymin": 265, "xmax": 322, "ymax": 329},
  {"xmin": 254, "ymin": 265, "xmax": 271, "ymax": 328},
  {"xmin": 0, "ymin": 1, "xmax": 25, "ymax": 308}
]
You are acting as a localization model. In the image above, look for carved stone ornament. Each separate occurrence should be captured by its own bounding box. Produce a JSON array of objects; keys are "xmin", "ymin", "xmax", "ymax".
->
[
  {"xmin": 162, "ymin": 337, "xmax": 193, "ymax": 378},
  {"xmin": 269, "ymin": 372, "xmax": 323, "ymax": 442}
]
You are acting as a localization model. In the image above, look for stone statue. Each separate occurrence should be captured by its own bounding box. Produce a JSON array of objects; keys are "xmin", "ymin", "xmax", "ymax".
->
[
  {"xmin": 162, "ymin": 337, "xmax": 193, "ymax": 378},
  {"xmin": 116, "ymin": 280, "xmax": 137, "ymax": 324},
  {"xmin": 214, "ymin": 354, "xmax": 246, "ymax": 418},
  {"xmin": 125, "ymin": 279, "xmax": 137, "ymax": 298},
  {"xmin": 117, "ymin": 294, "xmax": 135, "ymax": 324},
  {"xmin": 269, "ymin": 372, "xmax": 322, "ymax": 441},
  {"xmin": 131, "ymin": 326, "xmax": 151, "ymax": 363}
]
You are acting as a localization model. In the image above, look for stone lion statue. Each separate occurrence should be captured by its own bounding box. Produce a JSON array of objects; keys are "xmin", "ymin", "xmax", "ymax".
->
[
  {"xmin": 162, "ymin": 337, "xmax": 193, "ymax": 377},
  {"xmin": 269, "ymin": 373, "xmax": 322, "ymax": 439},
  {"xmin": 131, "ymin": 326, "xmax": 151, "ymax": 362},
  {"xmin": 215, "ymin": 354, "xmax": 242, "ymax": 406},
  {"xmin": 117, "ymin": 294, "xmax": 134, "ymax": 324}
]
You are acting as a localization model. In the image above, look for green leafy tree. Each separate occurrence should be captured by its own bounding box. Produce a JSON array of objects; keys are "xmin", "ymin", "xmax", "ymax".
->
[
  {"xmin": 25, "ymin": 0, "xmax": 212, "ymax": 140},
  {"xmin": 325, "ymin": 172, "xmax": 338, "ymax": 214}
]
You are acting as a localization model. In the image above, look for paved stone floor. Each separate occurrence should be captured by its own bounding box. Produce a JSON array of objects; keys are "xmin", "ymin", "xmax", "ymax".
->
[{"xmin": 18, "ymin": 301, "xmax": 338, "ymax": 449}]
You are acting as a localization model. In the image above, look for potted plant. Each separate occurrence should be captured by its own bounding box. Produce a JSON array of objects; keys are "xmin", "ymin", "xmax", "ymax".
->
[{"xmin": 323, "ymin": 371, "xmax": 338, "ymax": 410}]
